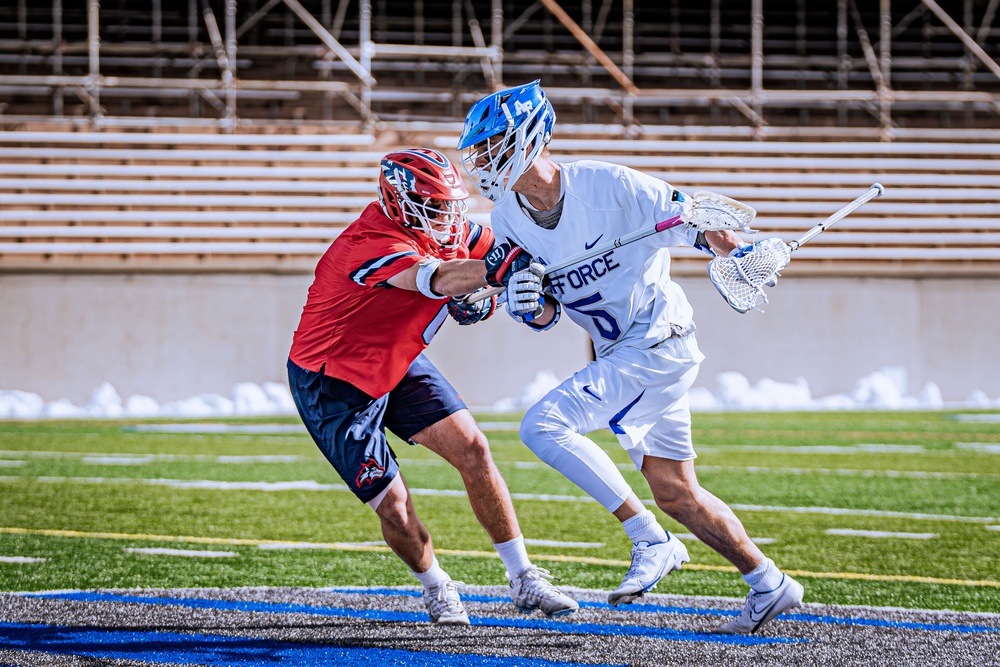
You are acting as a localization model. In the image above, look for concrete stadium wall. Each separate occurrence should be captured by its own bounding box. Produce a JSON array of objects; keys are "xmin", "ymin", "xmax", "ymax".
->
[
  {"xmin": 674, "ymin": 274, "xmax": 1000, "ymax": 402},
  {"xmin": 0, "ymin": 273, "xmax": 591, "ymax": 409},
  {"xmin": 1, "ymin": 273, "xmax": 997, "ymax": 407}
]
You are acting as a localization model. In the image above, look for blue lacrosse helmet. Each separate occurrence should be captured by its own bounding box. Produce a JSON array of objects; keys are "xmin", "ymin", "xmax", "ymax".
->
[{"xmin": 456, "ymin": 80, "xmax": 556, "ymax": 204}]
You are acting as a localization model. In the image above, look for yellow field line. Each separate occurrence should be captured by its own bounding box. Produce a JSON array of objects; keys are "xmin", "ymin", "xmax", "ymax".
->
[{"xmin": 3, "ymin": 526, "xmax": 998, "ymax": 589}]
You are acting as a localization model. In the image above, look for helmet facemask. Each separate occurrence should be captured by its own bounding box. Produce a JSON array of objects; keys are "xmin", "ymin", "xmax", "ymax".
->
[
  {"xmin": 399, "ymin": 193, "xmax": 467, "ymax": 249},
  {"xmin": 460, "ymin": 105, "xmax": 549, "ymax": 204},
  {"xmin": 457, "ymin": 81, "xmax": 555, "ymax": 205}
]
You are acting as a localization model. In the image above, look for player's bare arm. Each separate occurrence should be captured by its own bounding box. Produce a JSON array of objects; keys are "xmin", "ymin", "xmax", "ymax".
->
[
  {"xmin": 385, "ymin": 258, "xmax": 487, "ymax": 297},
  {"xmin": 704, "ymin": 229, "xmax": 745, "ymax": 256},
  {"xmin": 526, "ymin": 299, "xmax": 557, "ymax": 327}
]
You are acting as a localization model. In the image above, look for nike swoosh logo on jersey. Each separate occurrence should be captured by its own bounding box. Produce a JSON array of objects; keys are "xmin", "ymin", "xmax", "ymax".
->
[
  {"xmin": 584, "ymin": 235, "xmax": 603, "ymax": 250},
  {"xmin": 582, "ymin": 385, "xmax": 601, "ymax": 401}
]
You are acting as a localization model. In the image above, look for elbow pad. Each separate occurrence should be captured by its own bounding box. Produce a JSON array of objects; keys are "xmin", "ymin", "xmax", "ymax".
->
[{"xmin": 415, "ymin": 259, "xmax": 447, "ymax": 299}]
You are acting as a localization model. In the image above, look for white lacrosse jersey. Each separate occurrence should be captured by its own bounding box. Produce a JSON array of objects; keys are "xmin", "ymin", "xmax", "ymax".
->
[{"xmin": 491, "ymin": 160, "xmax": 699, "ymax": 357}]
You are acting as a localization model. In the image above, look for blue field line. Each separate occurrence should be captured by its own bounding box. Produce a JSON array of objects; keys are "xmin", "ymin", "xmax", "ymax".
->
[
  {"xmin": 25, "ymin": 591, "xmax": 799, "ymax": 645},
  {"xmin": 327, "ymin": 587, "xmax": 1000, "ymax": 635},
  {"xmin": 0, "ymin": 622, "xmax": 625, "ymax": 667}
]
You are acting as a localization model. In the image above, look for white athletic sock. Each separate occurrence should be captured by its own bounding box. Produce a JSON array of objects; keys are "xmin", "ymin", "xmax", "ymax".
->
[
  {"xmin": 412, "ymin": 556, "xmax": 451, "ymax": 589},
  {"xmin": 621, "ymin": 509, "xmax": 670, "ymax": 546},
  {"xmin": 493, "ymin": 534, "xmax": 532, "ymax": 577},
  {"xmin": 743, "ymin": 557, "xmax": 784, "ymax": 592}
]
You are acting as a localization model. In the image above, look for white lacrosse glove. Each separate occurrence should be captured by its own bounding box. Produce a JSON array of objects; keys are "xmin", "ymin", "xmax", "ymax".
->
[
  {"xmin": 505, "ymin": 262, "xmax": 546, "ymax": 324},
  {"xmin": 707, "ymin": 237, "xmax": 791, "ymax": 313}
]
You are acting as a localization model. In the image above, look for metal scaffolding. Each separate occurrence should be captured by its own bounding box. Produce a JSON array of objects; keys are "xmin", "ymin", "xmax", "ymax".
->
[{"xmin": 1, "ymin": 0, "xmax": 999, "ymax": 138}]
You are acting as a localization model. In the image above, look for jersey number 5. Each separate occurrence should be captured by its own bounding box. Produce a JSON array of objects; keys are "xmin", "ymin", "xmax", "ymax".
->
[{"xmin": 564, "ymin": 292, "xmax": 621, "ymax": 341}]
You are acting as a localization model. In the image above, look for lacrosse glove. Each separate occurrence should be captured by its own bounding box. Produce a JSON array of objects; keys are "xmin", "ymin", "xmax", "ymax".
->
[
  {"xmin": 484, "ymin": 242, "xmax": 535, "ymax": 288},
  {"xmin": 505, "ymin": 262, "xmax": 546, "ymax": 324},
  {"xmin": 447, "ymin": 292, "xmax": 497, "ymax": 325}
]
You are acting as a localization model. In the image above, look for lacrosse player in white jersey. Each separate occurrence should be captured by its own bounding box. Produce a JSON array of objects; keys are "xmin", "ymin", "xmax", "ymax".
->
[{"xmin": 457, "ymin": 80, "xmax": 803, "ymax": 634}]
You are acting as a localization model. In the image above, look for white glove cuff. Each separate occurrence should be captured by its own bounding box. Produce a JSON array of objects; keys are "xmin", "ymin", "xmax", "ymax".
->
[
  {"xmin": 525, "ymin": 299, "xmax": 561, "ymax": 332},
  {"xmin": 729, "ymin": 242, "xmax": 752, "ymax": 257},
  {"xmin": 415, "ymin": 258, "xmax": 447, "ymax": 299}
]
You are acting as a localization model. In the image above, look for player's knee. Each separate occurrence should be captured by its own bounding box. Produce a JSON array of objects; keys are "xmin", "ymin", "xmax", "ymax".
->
[
  {"xmin": 520, "ymin": 400, "xmax": 567, "ymax": 448},
  {"xmin": 651, "ymin": 479, "xmax": 699, "ymax": 517},
  {"xmin": 449, "ymin": 430, "xmax": 494, "ymax": 475},
  {"xmin": 374, "ymin": 489, "xmax": 413, "ymax": 527},
  {"xmin": 377, "ymin": 494, "xmax": 403, "ymax": 518}
]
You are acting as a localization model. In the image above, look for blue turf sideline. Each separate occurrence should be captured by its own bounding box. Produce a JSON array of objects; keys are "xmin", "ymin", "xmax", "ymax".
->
[
  {"xmin": 0, "ymin": 622, "xmax": 625, "ymax": 667},
  {"xmin": 328, "ymin": 587, "xmax": 1000, "ymax": 635},
  {"xmin": 26, "ymin": 591, "xmax": 801, "ymax": 645}
]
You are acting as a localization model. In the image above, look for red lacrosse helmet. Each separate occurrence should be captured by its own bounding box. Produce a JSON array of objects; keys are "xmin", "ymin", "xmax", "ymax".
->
[{"xmin": 377, "ymin": 148, "xmax": 470, "ymax": 249}]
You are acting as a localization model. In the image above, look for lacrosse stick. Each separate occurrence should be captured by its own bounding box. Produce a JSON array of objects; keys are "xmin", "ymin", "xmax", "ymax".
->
[
  {"xmin": 709, "ymin": 183, "xmax": 884, "ymax": 314},
  {"xmin": 464, "ymin": 190, "xmax": 756, "ymax": 304}
]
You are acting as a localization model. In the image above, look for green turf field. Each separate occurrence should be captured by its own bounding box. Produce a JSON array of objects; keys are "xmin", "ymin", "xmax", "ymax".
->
[{"xmin": 1, "ymin": 411, "xmax": 998, "ymax": 612}]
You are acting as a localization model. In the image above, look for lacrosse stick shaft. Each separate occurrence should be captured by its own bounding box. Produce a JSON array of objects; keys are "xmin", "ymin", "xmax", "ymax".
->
[
  {"xmin": 463, "ymin": 216, "xmax": 683, "ymax": 304},
  {"xmin": 788, "ymin": 183, "xmax": 884, "ymax": 251},
  {"xmin": 543, "ymin": 215, "xmax": 683, "ymax": 275}
]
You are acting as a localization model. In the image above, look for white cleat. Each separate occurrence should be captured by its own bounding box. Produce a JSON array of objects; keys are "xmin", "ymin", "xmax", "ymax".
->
[
  {"xmin": 509, "ymin": 565, "xmax": 580, "ymax": 617},
  {"xmin": 608, "ymin": 535, "xmax": 690, "ymax": 606},
  {"xmin": 713, "ymin": 574, "xmax": 804, "ymax": 634},
  {"xmin": 422, "ymin": 580, "xmax": 471, "ymax": 625}
]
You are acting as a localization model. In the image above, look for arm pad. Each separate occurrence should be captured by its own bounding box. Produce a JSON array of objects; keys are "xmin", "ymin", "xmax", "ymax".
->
[{"xmin": 415, "ymin": 259, "xmax": 447, "ymax": 299}]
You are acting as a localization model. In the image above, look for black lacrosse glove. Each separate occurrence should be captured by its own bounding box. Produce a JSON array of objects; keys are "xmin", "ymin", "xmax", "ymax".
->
[
  {"xmin": 447, "ymin": 293, "xmax": 497, "ymax": 325},
  {"xmin": 484, "ymin": 242, "xmax": 535, "ymax": 288}
]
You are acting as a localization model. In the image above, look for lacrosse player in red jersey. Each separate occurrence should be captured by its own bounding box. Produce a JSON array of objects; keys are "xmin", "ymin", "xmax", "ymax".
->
[
  {"xmin": 457, "ymin": 82, "xmax": 803, "ymax": 634},
  {"xmin": 287, "ymin": 148, "xmax": 578, "ymax": 625}
]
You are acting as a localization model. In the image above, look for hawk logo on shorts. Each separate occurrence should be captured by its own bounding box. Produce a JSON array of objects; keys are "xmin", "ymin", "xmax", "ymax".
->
[{"xmin": 356, "ymin": 457, "xmax": 386, "ymax": 487}]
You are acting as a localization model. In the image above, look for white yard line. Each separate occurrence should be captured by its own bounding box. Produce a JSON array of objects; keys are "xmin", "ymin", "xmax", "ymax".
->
[
  {"xmin": 0, "ymin": 556, "xmax": 46, "ymax": 563},
  {"xmin": 693, "ymin": 465, "xmax": 997, "ymax": 479},
  {"xmin": 123, "ymin": 424, "xmax": 307, "ymax": 434},
  {"xmin": 955, "ymin": 443, "xmax": 1000, "ymax": 453},
  {"xmin": 2, "ymin": 474, "xmax": 996, "ymax": 524},
  {"xmin": 523, "ymin": 539, "xmax": 606, "ymax": 548},
  {"xmin": 475, "ymin": 422, "xmax": 522, "ymax": 431},
  {"xmin": 726, "ymin": 503, "xmax": 999, "ymax": 523},
  {"xmin": 7, "ymin": 449, "xmax": 990, "ymax": 479},
  {"xmin": 257, "ymin": 541, "xmax": 387, "ymax": 550},
  {"xmin": 696, "ymin": 444, "xmax": 930, "ymax": 454},
  {"xmin": 124, "ymin": 548, "xmax": 237, "ymax": 558},
  {"xmin": 0, "ymin": 450, "xmax": 311, "ymax": 464},
  {"xmin": 673, "ymin": 533, "xmax": 775, "ymax": 545},
  {"xmin": 951, "ymin": 414, "xmax": 1000, "ymax": 422},
  {"xmin": 825, "ymin": 529, "xmax": 939, "ymax": 539}
]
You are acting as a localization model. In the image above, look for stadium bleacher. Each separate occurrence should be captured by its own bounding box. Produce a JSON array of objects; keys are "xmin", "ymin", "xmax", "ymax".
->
[
  {"xmin": 0, "ymin": 131, "xmax": 379, "ymax": 271},
  {"xmin": 2, "ymin": 130, "xmax": 999, "ymax": 276}
]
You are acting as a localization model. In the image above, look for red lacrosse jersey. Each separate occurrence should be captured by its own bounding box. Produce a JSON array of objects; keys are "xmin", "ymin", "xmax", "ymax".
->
[{"xmin": 289, "ymin": 202, "xmax": 494, "ymax": 398}]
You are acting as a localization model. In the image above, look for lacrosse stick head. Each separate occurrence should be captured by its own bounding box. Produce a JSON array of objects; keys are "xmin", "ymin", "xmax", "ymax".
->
[
  {"xmin": 707, "ymin": 238, "xmax": 790, "ymax": 314},
  {"xmin": 378, "ymin": 148, "xmax": 469, "ymax": 249},
  {"xmin": 457, "ymin": 80, "xmax": 555, "ymax": 204},
  {"xmin": 682, "ymin": 191, "xmax": 757, "ymax": 232}
]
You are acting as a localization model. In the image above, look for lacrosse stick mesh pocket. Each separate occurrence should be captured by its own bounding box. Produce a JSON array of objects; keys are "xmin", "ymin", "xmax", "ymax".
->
[
  {"xmin": 708, "ymin": 257, "xmax": 766, "ymax": 313},
  {"xmin": 683, "ymin": 191, "xmax": 757, "ymax": 232},
  {"xmin": 707, "ymin": 241, "xmax": 788, "ymax": 313}
]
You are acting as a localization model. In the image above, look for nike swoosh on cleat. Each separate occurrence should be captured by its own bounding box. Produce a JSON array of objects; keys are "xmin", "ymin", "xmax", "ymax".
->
[
  {"xmin": 584, "ymin": 235, "xmax": 603, "ymax": 250},
  {"xmin": 749, "ymin": 601, "xmax": 776, "ymax": 623}
]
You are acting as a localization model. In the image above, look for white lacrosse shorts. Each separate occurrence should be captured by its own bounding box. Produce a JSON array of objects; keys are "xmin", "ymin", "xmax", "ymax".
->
[{"xmin": 524, "ymin": 333, "xmax": 705, "ymax": 470}]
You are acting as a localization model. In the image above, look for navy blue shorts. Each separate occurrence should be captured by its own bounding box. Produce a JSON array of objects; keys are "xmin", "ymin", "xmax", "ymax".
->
[{"xmin": 287, "ymin": 354, "xmax": 467, "ymax": 504}]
